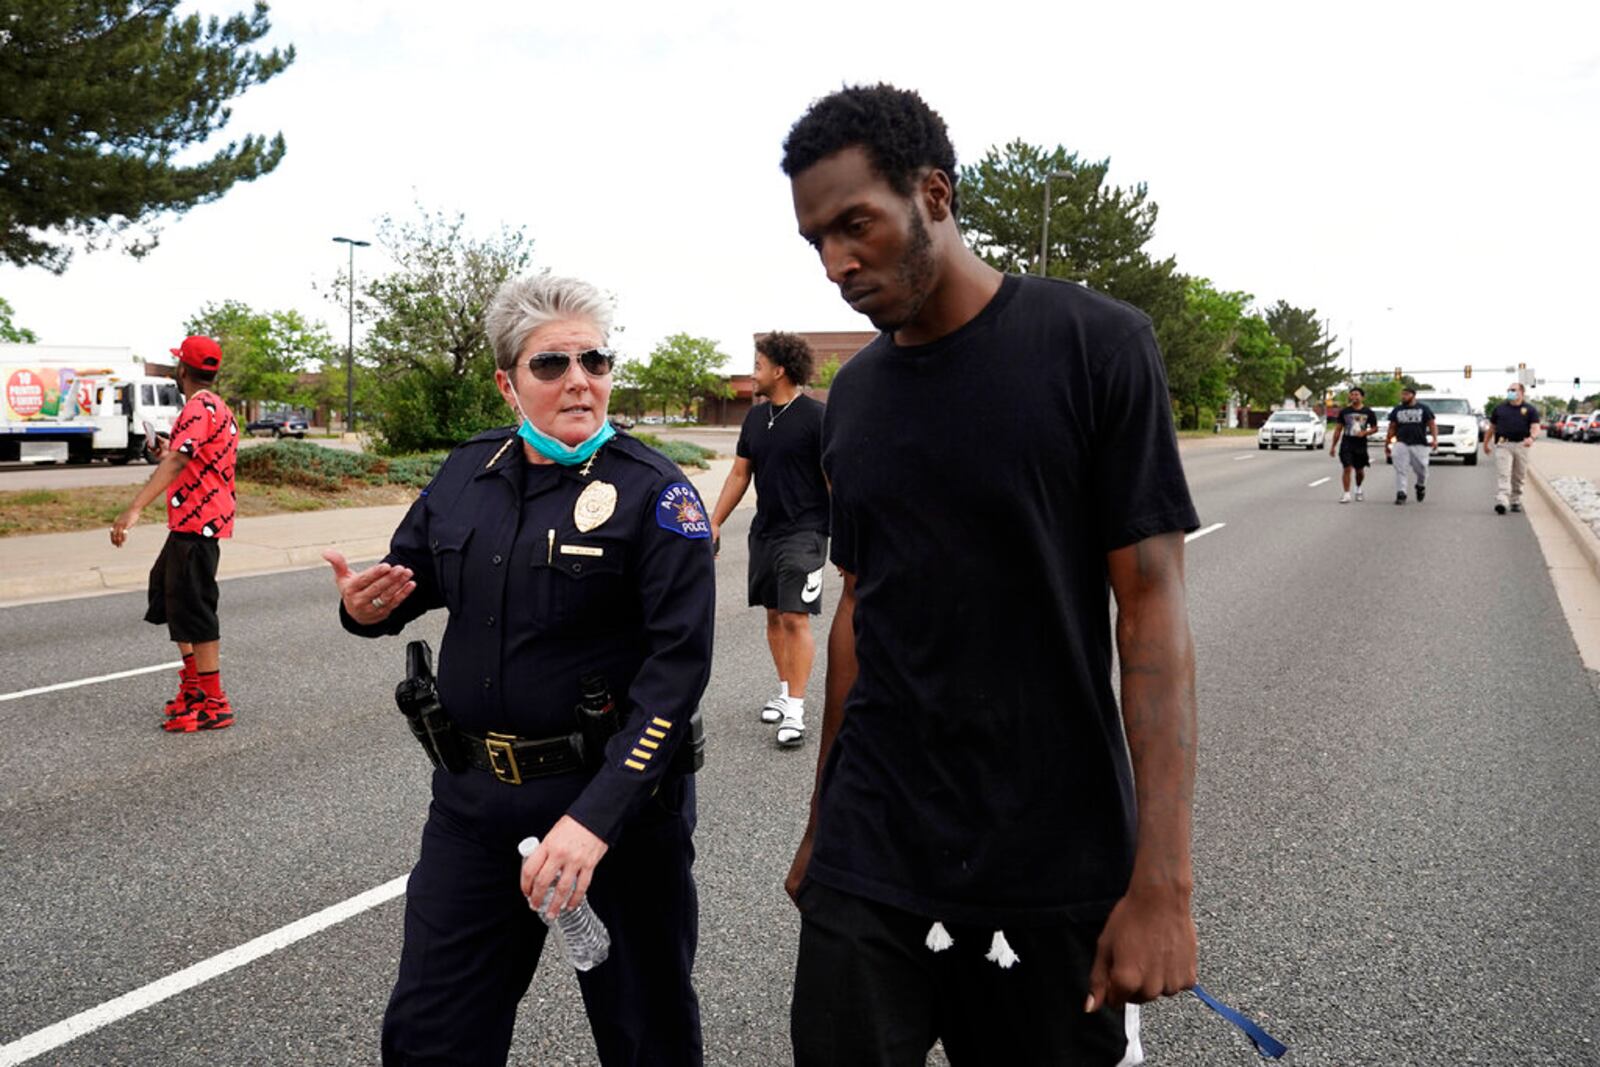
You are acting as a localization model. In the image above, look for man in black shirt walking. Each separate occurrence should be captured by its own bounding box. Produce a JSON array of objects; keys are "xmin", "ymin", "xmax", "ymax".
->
[
  {"xmin": 779, "ymin": 83, "xmax": 1200, "ymax": 1065},
  {"xmin": 1385, "ymin": 386, "xmax": 1437, "ymax": 504},
  {"xmin": 1485, "ymin": 381, "xmax": 1540, "ymax": 514},
  {"xmin": 709, "ymin": 331, "xmax": 829, "ymax": 748},
  {"xmin": 1329, "ymin": 385, "xmax": 1378, "ymax": 503}
]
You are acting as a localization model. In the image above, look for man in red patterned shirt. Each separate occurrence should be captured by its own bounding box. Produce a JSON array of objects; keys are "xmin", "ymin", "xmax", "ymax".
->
[{"xmin": 112, "ymin": 336, "xmax": 239, "ymax": 731}]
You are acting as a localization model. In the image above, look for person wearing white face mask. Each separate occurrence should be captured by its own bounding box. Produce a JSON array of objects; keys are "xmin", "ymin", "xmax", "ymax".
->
[
  {"xmin": 322, "ymin": 274, "xmax": 715, "ymax": 1066},
  {"xmin": 1485, "ymin": 382, "xmax": 1540, "ymax": 515}
]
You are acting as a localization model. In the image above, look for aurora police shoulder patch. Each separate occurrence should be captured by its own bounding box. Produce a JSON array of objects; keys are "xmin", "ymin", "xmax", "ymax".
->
[{"xmin": 655, "ymin": 483, "xmax": 711, "ymax": 539}]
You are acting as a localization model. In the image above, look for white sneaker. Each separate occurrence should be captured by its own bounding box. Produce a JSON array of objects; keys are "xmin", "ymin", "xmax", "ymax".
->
[
  {"xmin": 1339, "ymin": 492, "xmax": 1351, "ymax": 504},
  {"xmin": 759, "ymin": 697, "xmax": 785, "ymax": 724},
  {"xmin": 776, "ymin": 711, "xmax": 805, "ymax": 748},
  {"xmin": 1354, "ymin": 487, "xmax": 1364, "ymax": 501}
]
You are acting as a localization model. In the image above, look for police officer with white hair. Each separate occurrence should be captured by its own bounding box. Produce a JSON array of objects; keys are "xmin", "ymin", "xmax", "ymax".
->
[{"xmin": 324, "ymin": 274, "xmax": 715, "ymax": 1065}]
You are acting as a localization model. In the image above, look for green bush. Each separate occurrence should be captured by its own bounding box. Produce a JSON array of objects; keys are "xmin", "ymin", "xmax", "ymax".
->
[
  {"xmin": 632, "ymin": 433, "xmax": 715, "ymax": 469},
  {"xmin": 237, "ymin": 440, "xmax": 446, "ymax": 491},
  {"xmin": 371, "ymin": 361, "xmax": 507, "ymax": 456}
]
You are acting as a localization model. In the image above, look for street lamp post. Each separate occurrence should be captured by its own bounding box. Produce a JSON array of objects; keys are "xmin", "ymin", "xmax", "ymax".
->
[
  {"xmin": 332, "ymin": 236, "xmax": 370, "ymax": 433},
  {"xmin": 1037, "ymin": 170, "xmax": 1073, "ymax": 276}
]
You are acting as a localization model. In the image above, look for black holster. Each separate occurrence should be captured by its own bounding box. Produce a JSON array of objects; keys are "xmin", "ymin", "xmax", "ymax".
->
[
  {"xmin": 395, "ymin": 640, "xmax": 468, "ymax": 772},
  {"xmin": 576, "ymin": 673, "xmax": 704, "ymax": 776}
]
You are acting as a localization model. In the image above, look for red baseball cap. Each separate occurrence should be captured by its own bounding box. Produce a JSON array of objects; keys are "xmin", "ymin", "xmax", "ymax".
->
[{"xmin": 171, "ymin": 335, "xmax": 222, "ymax": 372}]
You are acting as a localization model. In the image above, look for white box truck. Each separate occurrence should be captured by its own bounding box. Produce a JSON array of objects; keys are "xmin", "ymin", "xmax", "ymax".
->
[{"xmin": 0, "ymin": 345, "xmax": 184, "ymax": 464}]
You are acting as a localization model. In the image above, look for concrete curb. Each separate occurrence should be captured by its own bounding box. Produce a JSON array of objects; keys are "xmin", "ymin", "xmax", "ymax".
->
[{"xmin": 1529, "ymin": 464, "xmax": 1600, "ymax": 585}]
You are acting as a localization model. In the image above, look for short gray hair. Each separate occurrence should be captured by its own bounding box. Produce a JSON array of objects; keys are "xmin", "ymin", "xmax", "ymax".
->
[{"xmin": 485, "ymin": 274, "xmax": 614, "ymax": 373}]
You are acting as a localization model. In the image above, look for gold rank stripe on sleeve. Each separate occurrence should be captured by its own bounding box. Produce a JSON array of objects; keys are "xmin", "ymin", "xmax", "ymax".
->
[{"xmin": 624, "ymin": 716, "xmax": 674, "ymax": 771}]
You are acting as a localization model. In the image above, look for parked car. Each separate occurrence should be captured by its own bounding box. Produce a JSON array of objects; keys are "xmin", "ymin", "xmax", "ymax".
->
[
  {"xmin": 245, "ymin": 413, "xmax": 309, "ymax": 439},
  {"xmin": 1257, "ymin": 410, "xmax": 1326, "ymax": 450},
  {"xmin": 1584, "ymin": 413, "xmax": 1600, "ymax": 443}
]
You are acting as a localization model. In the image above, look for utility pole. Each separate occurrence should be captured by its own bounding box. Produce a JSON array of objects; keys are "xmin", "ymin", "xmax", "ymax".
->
[{"xmin": 332, "ymin": 236, "xmax": 370, "ymax": 433}]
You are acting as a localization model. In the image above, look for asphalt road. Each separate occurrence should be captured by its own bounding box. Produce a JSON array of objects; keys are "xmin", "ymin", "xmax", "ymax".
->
[{"xmin": 2, "ymin": 443, "xmax": 1597, "ymax": 1066}]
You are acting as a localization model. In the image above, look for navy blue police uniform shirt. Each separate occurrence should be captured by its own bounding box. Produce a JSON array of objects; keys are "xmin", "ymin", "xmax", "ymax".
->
[
  {"xmin": 1340, "ymin": 406, "xmax": 1376, "ymax": 446},
  {"xmin": 340, "ymin": 428, "xmax": 715, "ymax": 844},
  {"xmin": 816, "ymin": 274, "xmax": 1200, "ymax": 926},
  {"xmin": 1490, "ymin": 401, "xmax": 1539, "ymax": 442},
  {"xmin": 735, "ymin": 394, "xmax": 830, "ymax": 538},
  {"xmin": 1389, "ymin": 401, "xmax": 1435, "ymax": 446}
]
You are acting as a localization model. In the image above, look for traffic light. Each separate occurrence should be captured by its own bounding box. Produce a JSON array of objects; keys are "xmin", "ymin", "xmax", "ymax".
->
[
  {"xmin": 1394, "ymin": 367, "xmax": 1402, "ymax": 381},
  {"xmin": 1464, "ymin": 365, "xmax": 1472, "ymax": 379}
]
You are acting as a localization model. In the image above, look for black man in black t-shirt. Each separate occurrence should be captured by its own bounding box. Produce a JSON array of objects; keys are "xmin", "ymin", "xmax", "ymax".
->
[
  {"xmin": 709, "ymin": 331, "xmax": 830, "ymax": 748},
  {"xmin": 1329, "ymin": 385, "xmax": 1378, "ymax": 503},
  {"xmin": 779, "ymin": 84, "xmax": 1201, "ymax": 1065}
]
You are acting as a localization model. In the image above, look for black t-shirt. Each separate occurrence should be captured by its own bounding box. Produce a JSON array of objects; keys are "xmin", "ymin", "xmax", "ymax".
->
[
  {"xmin": 1490, "ymin": 401, "xmax": 1539, "ymax": 441},
  {"xmin": 1339, "ymin": 406, "xmax": 1377, "ymax": 447},
  {"xmin": 1389, "ymin": 402, "xmax": 1435, "ymax": 445},
  {"xmin": 815, "ymin": 274, "xmax": 1200, "ymax": 925},
  {"xmin": 736, "ymin": 394, "xmax": 829, "ymax": 538}
]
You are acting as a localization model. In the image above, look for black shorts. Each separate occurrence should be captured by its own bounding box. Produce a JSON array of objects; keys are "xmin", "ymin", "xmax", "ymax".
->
[
  {"xmin": 790, "ymin": 881, "xmax": 1136, "ymax": 1066},
  {"xmin": 145, "ymin": 531, "xmax": 221, "ymax": 643},
  {"xmin": 748, "ymin": 530, "xmax": 828, "ymax": 615},
  {"xmin": 1339, "ymin": 441, "xmax": 1371, "ymax": 469}
]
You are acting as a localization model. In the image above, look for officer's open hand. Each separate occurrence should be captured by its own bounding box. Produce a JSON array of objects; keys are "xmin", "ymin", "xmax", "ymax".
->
[
  {"xmin": 521, "ymin": 815, "xmax": 608, "ymax": 918},
  {"xmin": 710, "ymin": 521, "xmax": 721, "ymax": 559},
  {"xmin": 1084, "ymin": 883, "xmax": 1198, "ymax": 1013},
  {"xmin": 323, "ymin": 549, "xmax": 415, "ymax": 626}
]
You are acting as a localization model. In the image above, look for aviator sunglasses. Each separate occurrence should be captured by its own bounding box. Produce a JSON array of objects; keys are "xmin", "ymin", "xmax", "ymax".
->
[{"xmin": 519, "ymin": 347, "xmax": 616, "ymax": 381}]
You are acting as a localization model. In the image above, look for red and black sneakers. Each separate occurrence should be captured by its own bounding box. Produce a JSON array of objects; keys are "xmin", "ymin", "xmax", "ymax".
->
[
  {"xmin": 163, "ymin": 694, "xmax": 234, "ymax": 732},
  {"xmin": 163, "ymin": 686, "xmax": 204, "ymax": 719}
]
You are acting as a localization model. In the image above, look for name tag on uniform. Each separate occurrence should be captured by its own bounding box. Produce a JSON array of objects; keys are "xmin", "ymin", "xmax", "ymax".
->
[{"xmin": 559, "ymin": 544, "xmax": 605, "ymax": 558}]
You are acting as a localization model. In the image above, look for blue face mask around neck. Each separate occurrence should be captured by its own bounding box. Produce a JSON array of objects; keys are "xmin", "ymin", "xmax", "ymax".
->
[{"xmin": 512, "ymin": 394, "xmax": 615, "ymax": 466}]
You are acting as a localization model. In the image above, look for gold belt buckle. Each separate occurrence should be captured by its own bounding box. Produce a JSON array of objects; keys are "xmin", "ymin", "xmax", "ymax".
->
[{"xmin": 485, "ymin": 732, "xmax": 523, "ymax": 785}]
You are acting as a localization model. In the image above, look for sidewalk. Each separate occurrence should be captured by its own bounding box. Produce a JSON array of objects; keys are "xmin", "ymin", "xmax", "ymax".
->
[
  {"xmin": 1528, "ymin": 441, "xmax": 1600, "ymax": 581},
  {"xmin": 1527, "ymin": 441, "xmax": 1600, "ymax": 669},
  {"xmin": 0, "ymin": 457, "xmax": 745, "ymax": 608}
]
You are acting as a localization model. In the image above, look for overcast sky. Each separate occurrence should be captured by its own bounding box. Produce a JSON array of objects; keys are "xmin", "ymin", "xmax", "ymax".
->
[{"xmin": 4, "ymin": 0, "xmax": 1596, "ymax": 406}]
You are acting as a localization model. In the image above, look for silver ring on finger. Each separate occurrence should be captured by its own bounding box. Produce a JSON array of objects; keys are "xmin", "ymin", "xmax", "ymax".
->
[{"xmin": 372, "ymin": 596, "xmax": 386, "ymax": 608}]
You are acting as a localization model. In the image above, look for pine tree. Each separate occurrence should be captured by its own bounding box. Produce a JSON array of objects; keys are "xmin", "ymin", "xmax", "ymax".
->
[{"xmin": 0, "ymin": 1, "xmax": 294, "ymax": 272}]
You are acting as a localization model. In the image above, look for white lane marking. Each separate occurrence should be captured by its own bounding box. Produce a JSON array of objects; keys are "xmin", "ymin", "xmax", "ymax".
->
[
  {"xmin": 0, "ymin": 661, "xmax": 182, "ymax": 704},
  {"xmin": 1232, "ymin": 454, "xmax": 1256, "ymax": 461},
  {"xmin": 0, "ymin": 875, "xmax": 409, "ymax": 1066},
  {"xmin": 1308, "ymin": 477, "xmax": 1331, "ymax": 487},
  {"xmin": 1185, "ymin": 523, "xmax": 1226, "ymax": 543}
]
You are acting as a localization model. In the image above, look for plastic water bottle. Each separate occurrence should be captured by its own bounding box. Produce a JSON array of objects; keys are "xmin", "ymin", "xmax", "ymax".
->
[{"xmin": 517, "ymin": 836, "xmax": 611, "ymax": 971}]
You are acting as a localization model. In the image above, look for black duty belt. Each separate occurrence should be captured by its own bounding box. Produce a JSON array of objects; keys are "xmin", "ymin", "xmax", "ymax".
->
[
  {"xmin": 461, "ymin": 730, "xmax": 584, "ymax": 785},
  {"xmin": 1496, "ymin": 435, "xmax": 1527, "ymax": 443}
]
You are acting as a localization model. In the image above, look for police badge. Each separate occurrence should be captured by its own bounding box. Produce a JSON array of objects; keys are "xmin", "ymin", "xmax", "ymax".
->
[{"xmin": 574, "ymin": 480, "xmax": 618, "ymax": 532}]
